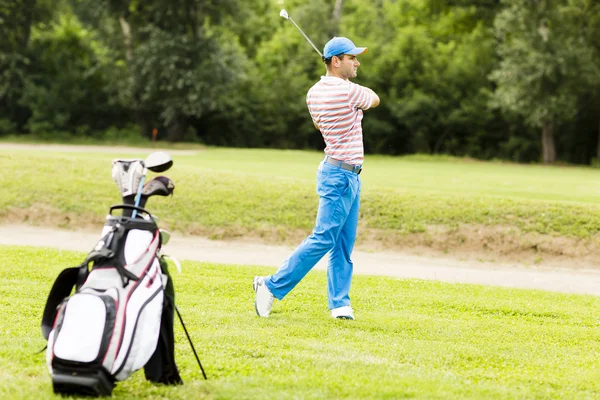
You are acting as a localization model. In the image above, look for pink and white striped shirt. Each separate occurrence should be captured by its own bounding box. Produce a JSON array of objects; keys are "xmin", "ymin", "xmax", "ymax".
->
[{"xmin": 306, "ymin": 76, "xmax": 375, "ymax": 166}]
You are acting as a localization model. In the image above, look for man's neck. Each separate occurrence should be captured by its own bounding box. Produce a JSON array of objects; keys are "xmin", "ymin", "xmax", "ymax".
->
[{"xmin": 325, "ymin": 71, "xmax": 347, "ymax": 80}]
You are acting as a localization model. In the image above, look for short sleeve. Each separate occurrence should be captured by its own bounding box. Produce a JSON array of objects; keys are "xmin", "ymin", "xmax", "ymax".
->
[{"xmin": 348, "ymin": 82, "xmax": 374, "ymax": 110}]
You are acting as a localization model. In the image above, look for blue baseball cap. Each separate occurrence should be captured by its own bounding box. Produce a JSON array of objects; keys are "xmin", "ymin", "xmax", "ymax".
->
[{"xmin": 323, "ymin": 37, "xmax": 367, "ymax": 60}]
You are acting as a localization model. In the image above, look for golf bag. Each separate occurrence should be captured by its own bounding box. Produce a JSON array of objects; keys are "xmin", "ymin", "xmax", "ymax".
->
[{"xmin": 41, "ymin": 205, "xmax": 182, "ymax": 396}]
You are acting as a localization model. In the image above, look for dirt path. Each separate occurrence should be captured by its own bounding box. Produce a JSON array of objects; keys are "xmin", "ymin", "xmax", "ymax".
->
[{"xmin": 2, "ymin": 224, "xmax": 600, "ymax": 296}]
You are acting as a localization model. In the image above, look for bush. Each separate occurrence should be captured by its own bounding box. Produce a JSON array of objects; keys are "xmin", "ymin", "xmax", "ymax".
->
[{"xmin": 0, "ymin": 118, "xmax": 17, "ymax": 135}]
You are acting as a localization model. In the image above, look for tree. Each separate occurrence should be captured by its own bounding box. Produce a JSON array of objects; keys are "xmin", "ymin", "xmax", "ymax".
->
[
  {"xmin": 490, "ymin": 0, "xmax": 600, "ymax": 164},
  {"xmin": 20, "ymin": 13, "xmax": 123, "ymax": 134},
  {"xmin": 0, "ymin": 0, "xmax": 60, "ymax": 132},
  {"xmin": 343, "ymin": 0, "xmax": 501, "ymax": 157},
  {"xmin": 86, "ymin": 0, "xmax": 249, "ymax": 141}
]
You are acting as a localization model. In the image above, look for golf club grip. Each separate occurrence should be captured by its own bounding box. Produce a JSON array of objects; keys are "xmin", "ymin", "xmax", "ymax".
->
[{"xmin": 109, "ymin": 204, "xmax": 152, "ymax": 218}]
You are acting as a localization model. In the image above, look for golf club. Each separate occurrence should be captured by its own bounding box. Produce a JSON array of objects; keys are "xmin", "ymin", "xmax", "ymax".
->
[
  {"xmin": 112, "ymin": 159, "xmax": 144, "ymax": 198},
  {"xmin": 131, "ymin": 152, "xmax": 173, "ymax": 218},
  {"xmin": 279, "ymin": 9, "xmax": 323, "ymax": 58},
  {"xmin": 138, "ymin": 176, "xmax": 175, "ymax": 209}
]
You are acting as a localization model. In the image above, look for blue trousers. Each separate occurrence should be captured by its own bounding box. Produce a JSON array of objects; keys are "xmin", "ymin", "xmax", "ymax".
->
[{"xmin": 265, "ymin": 159, "xmax": 361, "ymax": 310}]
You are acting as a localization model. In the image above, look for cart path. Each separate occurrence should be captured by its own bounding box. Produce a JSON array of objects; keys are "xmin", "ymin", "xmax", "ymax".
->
[{"xmin": 2, "ymin": 224, "xmax": 600, "ymax": 296}]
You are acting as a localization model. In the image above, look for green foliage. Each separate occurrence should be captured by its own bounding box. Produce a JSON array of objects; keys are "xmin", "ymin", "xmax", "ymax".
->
[
  {"xmin": 19, "ymin": 13, "xmax": 125, "ymax": 135},
  {"xmin": 0, "ymin": 0, "xmax": 64, "ymax": 131},
  {"xmin": 343, "ymin": 0, "xmax": 503, "ymax": 157},
  {"xmin": 2, "ymin": 0, "xmax": 600, "ymax": 164},
  {"xmin": 2, "ymin": 245, "xmax": 600, "ymax": 399},
  {"xmin": 133, "ymin": 25, "xmax": 249, "ymax": 126},
  {"xmin": 0, "ymin": 52, "xmax": 29, "ymax": 130},
  {"xmin": 490, "ymin": 0, "xmax": 600, "ymax": 128},
  {"xmin": 0, "ymin": 118, "xmax": 16, "ymax": 134}
]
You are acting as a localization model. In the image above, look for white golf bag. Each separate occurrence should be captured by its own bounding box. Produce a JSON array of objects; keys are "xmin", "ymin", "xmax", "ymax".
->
[
  {"xmin": 42, "ymin": 206, "xmax": 169, "ymax": 396},
  {"xmin": 41, "ymin": 154, "xmax": 206, "ymax": 396}
]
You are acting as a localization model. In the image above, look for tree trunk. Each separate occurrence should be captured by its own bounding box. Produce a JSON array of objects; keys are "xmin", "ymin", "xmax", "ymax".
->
[
  {"xmin": 118, "ymin": 16, "xmax": 134, "ymax": 63},
  {"xmin": 541, "ymin": 118, "xmax": 556, "ymax": 164},
  {"xmin": 20, "ymin": 0, "xmax": 36, "ymax": 49},
  {"xmin": 119, "ymin": 15, "xmax": 151, "ymax": 138},
  {"xmin": 596, "ymin": 119, "xmax": 600, "ymax": 160},
  {"xmin": 167, "ymin": 117, "xmax": 187, "ymax": 142},
  {"xmin": 328, "ymin": 0, "xmax": 344, "ymax": 38},
  {"xmin": 136, "ymin": 111, "xmax": 152, "ymax": 138}
]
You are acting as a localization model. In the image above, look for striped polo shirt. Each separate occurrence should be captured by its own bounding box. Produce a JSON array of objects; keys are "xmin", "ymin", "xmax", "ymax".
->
[{"xmin": 306, "ymin": 76, "xmax": 374, "ymax": 166}]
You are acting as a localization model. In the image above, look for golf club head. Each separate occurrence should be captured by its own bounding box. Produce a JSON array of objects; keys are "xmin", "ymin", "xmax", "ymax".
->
[
  {"xmin": 142, "ymin": 176, "xmax": 175, "ymax": 197},
  {"xmin": 160, "ymin": 229, "xmax": 171, "ymax": 245},
  {"xmin": 145, "ymin": 151, "xmax": 173, "ymax": 173},
  {"xmin": 278, "ymin": 8, "xmax": 323, "ymax": 58},
  {"xmin": 137, "ymin": 176, "xmax": 175, "ymax": 208}
]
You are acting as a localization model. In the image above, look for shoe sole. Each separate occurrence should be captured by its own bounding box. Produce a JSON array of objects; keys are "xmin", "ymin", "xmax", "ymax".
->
[{"xmin": 253, "ymin": 277, "xmax": 262, "ymax": 317}]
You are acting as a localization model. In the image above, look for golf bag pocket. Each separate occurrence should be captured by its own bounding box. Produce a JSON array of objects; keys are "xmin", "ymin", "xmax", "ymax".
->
[{"xmin": 50, "ymin": 290, "xmax": 117, "ymax": 367}]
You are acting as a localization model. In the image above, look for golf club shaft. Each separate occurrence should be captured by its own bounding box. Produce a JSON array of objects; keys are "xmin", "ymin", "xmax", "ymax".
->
[
  {"xmin": 287, "ymin": 17, "xmax": 323, "ymax": 58},
  {"xmin": 131, "ymin": 167, "xmax": 148, "ymax": 218}
]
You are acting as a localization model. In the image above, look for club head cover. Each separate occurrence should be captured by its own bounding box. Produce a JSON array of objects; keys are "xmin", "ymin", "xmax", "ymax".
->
[
  {"xmin": 142, "ymin": 176, "xmax": 175, "ymax": 197},
  {"xmin": 112, "ymin": 159, "xmax": 144, "ymax": 197}
]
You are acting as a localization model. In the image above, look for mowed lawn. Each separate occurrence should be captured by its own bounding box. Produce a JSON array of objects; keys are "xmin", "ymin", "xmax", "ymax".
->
[
  {"xmin": 1, "ymin": 245, "xmax": 599, "ymax": 399},
  {"xmin": 1, "ymin": 146, "xmax": 600, "ymax": 241}
]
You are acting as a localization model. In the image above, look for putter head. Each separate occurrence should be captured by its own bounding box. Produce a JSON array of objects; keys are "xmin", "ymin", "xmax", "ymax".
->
[
  {"xmin": 279, "ymin": 9, "xmax": 289, "ymax": 20},
  {"xmin": 145, "ymin": 151, "xmax": 173, "ymax": 173}
]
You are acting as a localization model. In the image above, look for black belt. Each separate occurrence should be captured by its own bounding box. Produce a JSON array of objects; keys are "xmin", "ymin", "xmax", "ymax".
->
[{"xmin": 324, "ymin": 156, "xmax": 362, "ymax": 175}]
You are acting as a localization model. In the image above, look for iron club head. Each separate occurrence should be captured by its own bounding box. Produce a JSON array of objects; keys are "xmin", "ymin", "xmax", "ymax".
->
[
  {"xmin": 278, "ymin": 8, "xmax": 323, "ymax": 58},
  {"xmin": 160, "ymin": 229, "xmax": 171, "ymax": 246}
]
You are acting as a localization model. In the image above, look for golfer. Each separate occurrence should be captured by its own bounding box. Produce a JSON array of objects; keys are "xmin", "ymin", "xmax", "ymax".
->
[{"xmin": 254, "ymin": 37, "xmax": 380, "ymax": 320}]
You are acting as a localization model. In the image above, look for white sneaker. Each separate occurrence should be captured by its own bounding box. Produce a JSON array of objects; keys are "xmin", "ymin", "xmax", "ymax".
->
[
  {"xmin": 331, "ymin": 306, "xmax": 354, "ymax": 320},
  {"xmin": 253, "ymin": 276, "xmax": 274, "ymax": 317}
]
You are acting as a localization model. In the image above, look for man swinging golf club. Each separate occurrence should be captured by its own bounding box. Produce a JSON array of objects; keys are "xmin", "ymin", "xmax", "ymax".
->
[{"xmin": 254, "ymin": 35, "xmax": 380, "ymax": 320}]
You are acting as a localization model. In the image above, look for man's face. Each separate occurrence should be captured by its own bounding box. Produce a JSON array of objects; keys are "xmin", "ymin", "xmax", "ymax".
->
[{"xmin": 334, "ymin": 54, "xmax": 360, "ymax": 79}]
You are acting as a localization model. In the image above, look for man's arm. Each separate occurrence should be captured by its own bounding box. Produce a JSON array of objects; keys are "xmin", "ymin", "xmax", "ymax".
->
[
  {"xmin": 366, "ymin": 87, "xmax": 380, "ymax": 108},
  {"xmin": 350, "ymin": 83, "xmax": 380, "ymax": 110}
]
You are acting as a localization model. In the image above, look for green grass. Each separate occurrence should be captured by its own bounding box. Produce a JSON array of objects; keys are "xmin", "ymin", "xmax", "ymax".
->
[
  {"xmin": 2, "ymin": 145, "xmax": 600, "ymax": 242},
  {"xmin": 1, "ymin": 245, "xmax": 600, "ymax": 399}
]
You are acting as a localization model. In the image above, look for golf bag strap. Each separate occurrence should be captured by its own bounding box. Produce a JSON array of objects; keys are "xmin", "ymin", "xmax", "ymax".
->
[
  {"xmin": 41, "ymin": 263, "xmax": 88, "ymax": 340},
  {"xmin": 109, "ymin": 204, "xmax": 154, "ymax": 220},
  {"xmin": 104, "ymin": 218, "xmax": 158, "ymax": 232},
  {"xmin": 84, "ymin": 247, "xmax": 115, "ymax": 264}
]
